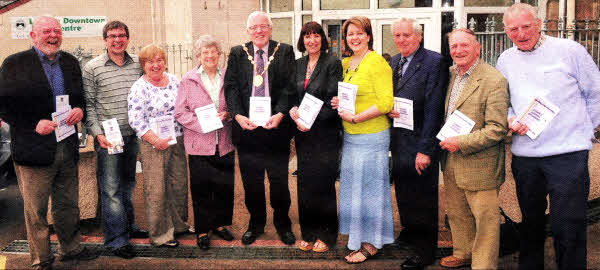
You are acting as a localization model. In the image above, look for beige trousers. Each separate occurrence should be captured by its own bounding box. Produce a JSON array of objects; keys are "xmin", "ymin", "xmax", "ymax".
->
[
  {"xmin": 443, "ymin": 164, "xmax": 500, "ymax": 270},
  {"xmin": 15, "ymin": 142, "xmax": 83, "ymax": 268},
  {"xmin": 139, "ymin": 137, "xmax": 189, "ymax": 245}
]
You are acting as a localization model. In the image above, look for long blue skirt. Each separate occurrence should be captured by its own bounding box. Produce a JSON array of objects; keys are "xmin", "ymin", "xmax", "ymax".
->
[{"xmin": 339, "ymin": 129, "xmax": 395, "ymax": 250}]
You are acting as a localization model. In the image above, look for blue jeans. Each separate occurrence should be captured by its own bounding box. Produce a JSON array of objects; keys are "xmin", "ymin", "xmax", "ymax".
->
[{"xmin": 95, "ymin": 135, "xmax": 139, "ymax": 249}]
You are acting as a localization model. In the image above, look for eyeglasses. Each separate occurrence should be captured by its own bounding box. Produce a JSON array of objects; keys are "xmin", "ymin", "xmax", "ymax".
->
[
  {"xmin": 106, "ymin": 34, "xmax": 128, "ymax": 40},
  {"xmin": 248, "ymin": 24, "xmax": 271, "ymax": 32}
]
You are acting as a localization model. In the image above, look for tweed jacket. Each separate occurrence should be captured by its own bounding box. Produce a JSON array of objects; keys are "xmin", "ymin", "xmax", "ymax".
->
[
  {"xmin": 440, "ymin": 60, "xmax": 509, "ymax": 191},
  {"xmin": 174, "ymin": 66, "xmax": 234, "ymax": 157}
]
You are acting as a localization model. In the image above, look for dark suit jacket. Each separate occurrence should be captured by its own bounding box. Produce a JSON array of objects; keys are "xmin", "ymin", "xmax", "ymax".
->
[
  {"xmin": 224, "ymin": 40, "xmax": 296, "ymax": 145},
  {"xmin": 390, "ymin": 46, "xmax": 448, "ymax": 174},
  {"xmin": 0, "ymin": 48, "xmax": 85, "ymax": 166},
  {"xmin": 293, "ymin": 52, "xmax": 342, "ymax": 133}
]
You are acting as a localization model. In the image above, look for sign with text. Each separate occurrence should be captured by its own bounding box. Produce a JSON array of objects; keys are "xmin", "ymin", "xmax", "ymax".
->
[{"xmin": 11, "ymin": 16, "xmax": 107, "ymax": 39}]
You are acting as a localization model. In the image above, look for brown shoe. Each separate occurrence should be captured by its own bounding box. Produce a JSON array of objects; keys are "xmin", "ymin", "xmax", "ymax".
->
[{"xmin": 440, "ymin": 255, "xmax": 471, "ymax": 268}]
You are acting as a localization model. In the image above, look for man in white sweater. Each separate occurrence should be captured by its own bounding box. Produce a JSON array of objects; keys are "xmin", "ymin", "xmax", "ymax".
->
[{"xmin": 496, "ymin": 3, "xmax": 600, "ymax": 270}]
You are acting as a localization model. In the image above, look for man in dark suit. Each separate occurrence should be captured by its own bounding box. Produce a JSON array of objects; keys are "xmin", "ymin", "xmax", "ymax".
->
[
  {"xmin": 0, "ymin": 16, "xmax": 97, "ymax": 270},
  {"xmin": 224, "ymin": 11, "xmax": 296, "ymax": 246},
  {"xmin": 387, "ymin": 18, "xmax": 448, "ymax": 270}
]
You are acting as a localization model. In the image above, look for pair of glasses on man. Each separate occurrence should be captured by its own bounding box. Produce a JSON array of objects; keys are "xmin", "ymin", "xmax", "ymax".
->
[{"xmin": 248, "ymin": 24, "xmax": 271, "ymax": 32}]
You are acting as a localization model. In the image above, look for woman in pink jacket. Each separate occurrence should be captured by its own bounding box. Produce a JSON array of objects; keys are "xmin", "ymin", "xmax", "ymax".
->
[{"xmin": 174, "ymin": 35, "xmax": 235, "ymax": 250}]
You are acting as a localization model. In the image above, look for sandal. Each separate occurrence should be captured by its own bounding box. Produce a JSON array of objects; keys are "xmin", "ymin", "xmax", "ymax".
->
[
  {"xmin": 344, "ymin": 246, "xmax": 376, "ymax": 264},
  {"xmin": 298, "ymin": 240, "xmax": 313, "ymax": 251},
  {"xmin": 312, "ymin": 239, "xmax": 329, "ymax": 253}
]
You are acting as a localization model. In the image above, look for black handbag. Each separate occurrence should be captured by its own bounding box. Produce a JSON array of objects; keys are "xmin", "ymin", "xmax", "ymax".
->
[{"xmin": 499, "ymin": 207, "xmax": 521, "ymax": 256}]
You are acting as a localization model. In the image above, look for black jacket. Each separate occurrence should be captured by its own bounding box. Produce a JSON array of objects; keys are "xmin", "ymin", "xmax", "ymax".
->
[
  {"xmin": 224, "ymin": 40, "xmax": 296, "ymax": 145},
  {"xmin": 0, "ymin": 48, "xmax": 85, "ymax": 166}
]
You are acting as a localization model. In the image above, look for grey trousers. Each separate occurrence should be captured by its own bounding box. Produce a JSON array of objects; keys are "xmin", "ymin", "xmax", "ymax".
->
[
  {"xmin": 15, "ymin": 142, "xmax": 83, "ymax": 268},
  {"xmin": 139, "ymin": 137, "xmax": 189, "ymax": 245}
]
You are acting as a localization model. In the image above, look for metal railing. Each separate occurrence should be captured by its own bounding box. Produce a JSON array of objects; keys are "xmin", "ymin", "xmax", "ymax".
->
[
  {"xmin": 454, "ymin": 17, "xmax": 600, "ymax": 67},
  {"xmin": 69, "ymin": 44, "xmax": 197, "ymax": 78}
]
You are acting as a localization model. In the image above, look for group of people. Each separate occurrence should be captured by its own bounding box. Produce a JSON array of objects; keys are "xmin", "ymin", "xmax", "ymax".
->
[{"xmin": 0, "ymin": 3, "xmax": 598, "ymax": 270}]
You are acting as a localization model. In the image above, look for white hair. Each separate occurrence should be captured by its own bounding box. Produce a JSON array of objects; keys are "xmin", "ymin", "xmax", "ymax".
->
[
  {"xmin": 246, "ymin": 11, "xmax": 272, "ymax": 29},
  {"xmin": 391, "ymin": 18, "xmax": 423, "ymax": 35},
  {"xmin": 503, "ymin": 3, "xmax": 539, "ymax": 26},
  {"xmin": 194, "ymin": 34, "xmax": 223, "ymax": 57}
]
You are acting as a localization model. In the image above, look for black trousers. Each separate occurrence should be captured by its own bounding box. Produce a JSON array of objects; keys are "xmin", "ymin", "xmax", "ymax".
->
[
  {"xmin": 512, "ymin": 150, "xmax": 589, "ymax": 270},
  {"xmin": 189, "ymin": 151, "xmax": 235, "ymax": 234},
  {"xmin": 392, "ymin": 136, "xmax": 438, "ymax": 264},
  {"xmin": 295, "ymin": 128, "xmax": 340, "ymax": 247},
  {"xmin": 238, "ymin": 127, "xmax": 292, "ymax": 233}
]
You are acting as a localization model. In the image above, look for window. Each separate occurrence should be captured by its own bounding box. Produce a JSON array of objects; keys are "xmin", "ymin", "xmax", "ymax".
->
[
  {"xmin": 270, "ymin": 0, "xmax": 293, "ymax": 12},
  {"xmin": 272, "ymin": 18, "xmax": 293, "ymax": 46},
  {"xmin": 303, "ymin": 0, "xmax": 312, "ymax": 10},
  {"xmin": 465, "ymin": 0, "xmax": 513, "ymax": 7},
  {"xmin": 378, "ymin": 0, "xmax": 433, "ymax": 8},
  {"xmin": 320, "ymin": 0, "xmax": 369, "ymax": 10}
]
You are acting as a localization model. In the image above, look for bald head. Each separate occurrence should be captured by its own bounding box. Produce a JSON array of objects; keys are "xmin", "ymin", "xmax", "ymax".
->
[{"xmin": 30, "ymin": 16, "xmax": 62, "ymax": 59}]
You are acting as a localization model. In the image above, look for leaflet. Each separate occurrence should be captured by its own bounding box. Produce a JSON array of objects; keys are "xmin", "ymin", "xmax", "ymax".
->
[
  {"xmin": 56, "ymin": 95, "xmax": 70, "ymax": 112},
  {"xmin": 393, "ymin": 97, "xmax": 414, "ymax": 130},
  {"xmin": 51, "ymin": 109, "xmax": 76, "ymax": 142},
  {"xmin": 436, "ymin": 110, "xmax": 475, "ymax": 141},
  {"xmin": 516, "ymin": 96, "xmax": 560, "ymax": 140},
  {"xmin": 195, "ymin": 103, "xmax": 223, "ymax": 134},
  {"xmin": 149, "ymin": 115, "xmax": 177, "ymax": 145},
  {"xmin": 338, "ymin": 82, "xmax": 358, "ymax": 114},
  {"xmin": 297, "ymin": 93, "xmax": 324, "ymax": 129},
  {"xmin": 249, "ymin": 96, "xmax": 271, "ymax": 127},
  {"xmin": 102, "ymin": 118, "xmax": 124, "ymax": 154}
]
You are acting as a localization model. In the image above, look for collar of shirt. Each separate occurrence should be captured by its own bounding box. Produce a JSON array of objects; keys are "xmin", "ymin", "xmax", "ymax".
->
[
  {"xmin": 34, "ymin": 46, "xmax": 61, "ymax": 64},
  {"xmin": 518, "ymin": 34, "xmax": 546, "ymax": 52},
  {"xmin": 102, "ymin": 51, "xmax": 134, "ymax": 66},
  {"xmin": 197, "ymin": 65, "xmax": 223, "ymax": 77},
  {"xmin": 399, "ymin": 53, "xmax": 415, "ymax": 75},
  {"xmin": 253, "ymin": 43, "xmax": 269, "ymax": 57},
  {"xmin": 452, "ymin": 58, "xmax": 480, "ymax": 78}
]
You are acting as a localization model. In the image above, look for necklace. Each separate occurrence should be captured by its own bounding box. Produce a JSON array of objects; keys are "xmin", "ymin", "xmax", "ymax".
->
[
  {"xmin": 305, "ymin": 59, "xmax": 318, "ymax": 79},
  {"xmin": 243, "ymin": 43, "xmax": 281, "ymax": 87},
  {"xmin": 345, "ymin": 50, "xmax": 370, "ymax": 82}
]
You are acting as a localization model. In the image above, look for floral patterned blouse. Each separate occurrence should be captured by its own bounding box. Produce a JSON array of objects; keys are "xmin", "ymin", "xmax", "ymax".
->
[{"xmin": 127, "ymin": 72, "xmax": 184, "ymax": 138}]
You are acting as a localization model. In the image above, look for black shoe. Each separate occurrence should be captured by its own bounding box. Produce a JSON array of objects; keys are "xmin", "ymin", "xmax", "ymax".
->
[
  {"xmin": 401, "ymin": 256, "xmax": 430, "ymax": 270},
  {"xmin": 35, "ymin": 260, "xmax": 54, "ymax": 270},
  {"xmin": 241, "ymin": 230, "xmax": 263, "ymax": 245},
  {"xmin": 213, "ymin": 227, "xmax": 234, "ymax": 241},
  {"xmin": 112, "ymin": 245, "xmax": 135, "ymax": 259},
  {"xmin": 58, "ymin": 247, "xmax": 99, "ymax": 261},
  {"xmin": 278, "ymin": 231, "xmax": 296, "ymax": 245},
  {"xmin": 197, "ymin": 235, "xmax": 210, "ymax": 250},
  {"xmin": 175, "ymin": 228, "xmax": 194, "ymax": 238},
  {"xmin": 130, "ymin": 229, "xmax": 149, "ymax": 239}
]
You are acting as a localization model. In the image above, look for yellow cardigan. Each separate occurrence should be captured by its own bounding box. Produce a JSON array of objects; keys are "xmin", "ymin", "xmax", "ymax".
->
[{"xmin": 341, "ymin": 51, "xmax": 394, "ymax": 134}]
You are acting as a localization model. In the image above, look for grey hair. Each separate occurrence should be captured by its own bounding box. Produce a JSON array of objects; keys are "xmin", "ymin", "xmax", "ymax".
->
[
  {"xmin": 503, "ymin": 3, "xmax": 539, "ymax": 26},
  {"xmin": 391, "ymin": 18, "xmax": 423, "ymax": 35},
  {"xmin": 194, "ymin": 34, "xmax": 223, "ymax": 57},
  {"xmin": 32, "ymin": 15, "xmax": 60, "ymax": 31},
  {"xmin": 246, "ymin": 11, "xmax": 273, "ymax": 29}
]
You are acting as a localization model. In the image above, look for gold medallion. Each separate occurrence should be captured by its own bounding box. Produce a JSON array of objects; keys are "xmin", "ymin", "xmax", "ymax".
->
[{"xmin": 253, "ymin": 75, "xmax": 264, "ymax": 87}]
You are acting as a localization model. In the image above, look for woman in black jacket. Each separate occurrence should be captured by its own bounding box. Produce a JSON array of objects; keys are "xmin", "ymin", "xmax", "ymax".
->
[{"xmin": 289, "ymin": 21, "xmax": 343, "ymax": 253}]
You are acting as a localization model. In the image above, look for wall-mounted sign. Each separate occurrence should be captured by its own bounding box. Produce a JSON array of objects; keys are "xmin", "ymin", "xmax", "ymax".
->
[{"xmin": 11, "ymin": 16, "xmax": 108, "ymax": 39}]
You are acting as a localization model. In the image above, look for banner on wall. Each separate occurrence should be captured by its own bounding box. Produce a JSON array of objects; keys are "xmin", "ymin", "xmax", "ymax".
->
[{"xmin": 11, "ymin": 16, "xmax": 108, "ymax": 39}]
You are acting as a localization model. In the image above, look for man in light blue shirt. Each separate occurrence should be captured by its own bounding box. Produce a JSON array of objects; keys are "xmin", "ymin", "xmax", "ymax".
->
[{"xmin": 496, "ymin": 3, "xmax": 600, "ymax": 270}]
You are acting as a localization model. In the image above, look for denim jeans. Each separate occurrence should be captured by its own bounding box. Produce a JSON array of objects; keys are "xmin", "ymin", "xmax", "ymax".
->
[{"xmin": 95, "ymin": 135, "xmax": 139, "ymax": 249}]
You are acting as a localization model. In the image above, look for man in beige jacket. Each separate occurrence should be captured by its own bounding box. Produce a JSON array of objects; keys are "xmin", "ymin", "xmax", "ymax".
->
[{"xmin": 438, "ymin": 28, "xmax": 509, "ymax": 269}]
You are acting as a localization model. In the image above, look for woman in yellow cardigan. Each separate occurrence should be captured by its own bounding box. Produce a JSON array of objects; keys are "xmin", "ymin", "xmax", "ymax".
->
[{"xmin": 332, "ymin": 16, "xmax": 395, "ymax": 264}]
